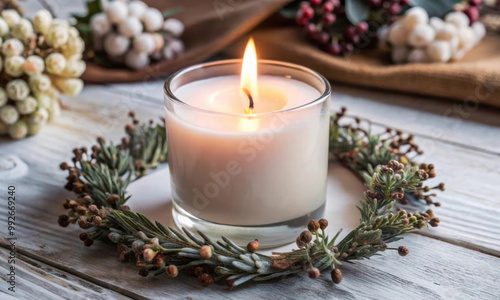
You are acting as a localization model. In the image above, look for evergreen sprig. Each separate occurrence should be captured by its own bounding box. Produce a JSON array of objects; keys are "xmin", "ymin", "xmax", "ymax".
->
[{"xmin": 57, "ymin": 108, "xmax": 443, "ymax": 288}]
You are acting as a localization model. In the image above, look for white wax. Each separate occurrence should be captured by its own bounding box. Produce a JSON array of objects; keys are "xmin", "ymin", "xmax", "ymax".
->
[{"xmin": 166, "ymin": 75, "xmax": 329, "ymax": 225}]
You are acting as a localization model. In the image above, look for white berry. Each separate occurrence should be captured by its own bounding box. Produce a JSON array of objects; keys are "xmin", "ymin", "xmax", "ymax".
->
[
  {"xmin": 48, "ymin": 99, "xmax": 60, "ymax": 121},
  {"xmin": 427, "ymin": 41, "xmax": 452, "ymax": 63},
  {"xmin": 60, "ymin": 36, "xmax": 84, "ymax": 58},
  {"xmin": 152, "ymin": 33, "xmax": 165, "ymax": 51},
  {"xmin": 105, "ymin": 1, "xmax": 129, "ymax": 24},
  {"xmin": 36, "ymin": 93, "xmax": 52, "ymax": 109},
  {"xmin": 23, "ymin": 55, "xmax": 45, "ymax": 75},
  {"xmin": 408, "ymin": 24, "xmax": 435, "ymax": 47},
  {"xmin": 403, "ymin": 7, "xmax": 428, "ymax": 30},
  {"xmin": 118, "ymin": 16, "xmax": 143, "ymax": 37},
  {"xmin": 0, "ymin": 17, "xmax": 10, "ymax": 36},
  {"xmin": 472, "ymin": 22, "xmax": 486, "ymax": 43},
  {"xmin": 163, "ymin": 18, "xmax": 184, "ymax": 37},
  {"xmin": 8, "ymin": 119, "xmax": 27, "ymax": 139},
  {"xmin": 124, "ymin": 50, "xmax": 150, "ymax": 70},
  {"xmin": 458, "ymin": 27, "xmax": 476, "ymax": 50},
  {"xmin": 33, "ymin": 9, "xmax": 53, "ymax": 34},
  {"xmin": 90, "ymin": 13, "xmax": 111, "ymax": 37},
  {"xmin": 0, "ymin": 105, "xmax": 19, "ymax": 125},
  {"xmin": 435, "ymin": 23, "xmax": 458, "ymax": 41},
  {"xmin": 407, "ymin": 48, "xmax": 428, "ymax": 63},
  {"xmin": 16, "ymin": 96, "xmax": 38, "ymax": 115},
  {"xmin": 388, "ymin": 22, "xmax": 408, "ymax": 46},
  {"xmin": 378, "ymin": 25, "xmax": 390, "ymax": 51},
  {"xmin": 2, "ymin": 38, "xmax": 24, "ymax": 57},
  {"xmin": 29, "ymin": 74, "xmax": 51, "ymax": 93},
  {"xmin": 445, "ymin": 12, "xmax": 470, "ymax": 29},
  {"xmin": 12, "ymin": 18, "xmax": 34, "ymax": 42},
  {"xmin": 6, "ymin": 79, "xmax": 30, "ymax": 101},
  {"xmin": 429, "ymin": 17, "xmax": 445, "ymax": 32},
  {"xmin": 45, "ymin": 52, "xmax": 67, "ymax": 75},
  {"xmin": 28, "ymin": 108, "xmax": 49, "ymax": 126},
  {"xmin": 1, "ymin": 9, "xmax": 20, "ymax": 28},
  {"xmin": 133, "ymin": 33, "xmax": 156, "ymax": 54},
  {"xmin": 128, "ymin": 1, "xmax": 148, "ymax": 18},
  {"xmin": 0, "ymin": 88, "xmax": 7, "ymax": 107},
  {"xmin": 141, "ymin": 8, "xmax": 163, "ymax": 32},
  {"xmin": 61, "ymin": 59, "xmax": 86, "ymax": 78},
  {"xmin": 104, "ymin": 33, "xmax": 130, "ymax": 56},
  {"xmin": 53, "ymin": 77, "xmax": 84, "ymax": 96},
  {"xmin": 46, "ymin": 22, "xmax": 70, "ymax": 47},
  {"xmin": 5, "ymin": 56, "xmax": 26, "ymax": 77}
]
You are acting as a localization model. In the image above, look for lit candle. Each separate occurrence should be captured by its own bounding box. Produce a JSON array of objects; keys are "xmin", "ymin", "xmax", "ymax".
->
[{"xmin": 164, "ymin": 39, "xmax": 331, "ymax": 246}]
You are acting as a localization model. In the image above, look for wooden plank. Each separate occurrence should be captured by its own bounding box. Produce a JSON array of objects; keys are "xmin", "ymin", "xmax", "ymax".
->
[
  {"xmin": 108, "ymin": 81, "xmax": 500, "ymax": 256},
  {"xmin": 21, "ymin": 0, "xmax": 87, "ymax": 19},
  {"xmin": 0, "ymin": 248, "xmax": 130, "ymax": 299},
  {"xmin": 1, "ymin": 86, "xmax": 500, "ymax": 298},
  {"xmin": 1, "ymin": 233, "xmax": 499, "ymax": 299}
]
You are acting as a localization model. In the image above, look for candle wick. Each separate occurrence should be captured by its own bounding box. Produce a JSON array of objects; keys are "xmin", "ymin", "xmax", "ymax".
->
[{"xmin": 242, "ymin": 88, "xmax": 254, "ymax": 111}]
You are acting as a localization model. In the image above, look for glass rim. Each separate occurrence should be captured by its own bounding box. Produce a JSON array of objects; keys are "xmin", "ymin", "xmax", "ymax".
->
[{"xmin": 164, "ymin": 59, "xmax": 331, "ymax": 117}]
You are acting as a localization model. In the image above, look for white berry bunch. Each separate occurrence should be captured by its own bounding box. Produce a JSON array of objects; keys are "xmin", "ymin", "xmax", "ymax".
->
[
  {"xmin": 0, "ymin": 8, "xmax": 85, "ymax": 140},
  {"xmin": 379, "ymin": 7, "xmax": 486, "ymax": 64},
  {"xmin": 89, "ymin": 0, "xmax": 184, "ymax": 70}
]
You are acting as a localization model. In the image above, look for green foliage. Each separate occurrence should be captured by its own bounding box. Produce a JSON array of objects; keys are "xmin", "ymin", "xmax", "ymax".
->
[
  {"xmin": 410, "ymin": 0, "xmax": 462, "ymax": 18},
  {"xmin": 345, "ymin": 0, "xmax": 370, "ymax": 25}
]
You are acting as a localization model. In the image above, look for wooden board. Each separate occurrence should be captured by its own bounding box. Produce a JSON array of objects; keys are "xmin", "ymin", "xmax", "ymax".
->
[
  {"xmin": 1, "ymin": 84, "xmax": 500, "ymax": 298},
  {"xmin": 0, "ymin": 248, "xmax": 130, "ymax": 299},
  {"xmin": 1, "ymin": 2, "xmax": 500, "ymax": 296}
]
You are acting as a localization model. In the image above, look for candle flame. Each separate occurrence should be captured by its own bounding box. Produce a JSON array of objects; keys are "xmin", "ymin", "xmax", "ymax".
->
[{"xmin": 241, "ymin": 38, "xmax": 258, "ymax": 114}]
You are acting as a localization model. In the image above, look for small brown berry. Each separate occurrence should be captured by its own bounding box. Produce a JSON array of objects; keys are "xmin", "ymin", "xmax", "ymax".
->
[
  {"xmin": 299, "ymin": 230, "xmax": 313, "ymax": 244},
  {"xmin": 79, "ymin": 232, "xmax": 88, "ymax": 241},
  {"xmin": 166, "ymin": 265, "xmax": 178, "ymax": 277},
  {"xmin": 60, "ymin": 162, "xmax": 69, "ymax": 170},
  {"xmin": 198, "ymin": 273, "xmax": 215, "ymax": 287},
  {"xmin": 247, "ymin": 239, "xmax": 259, "ymax": 253},
  {"xmin": 125, "ymin": 124, "xmax": 135, "ymax": 133},
  {"xmin": 58, "ymin": 214, "xmax": 70, "ymax": 227},
  {"xmin": 296, "ymin": 236, "xmax": 307, "ymax": 248},
  {"xmin": 331, "ymin": 268, "xmax": 342, "ymax": 284},
  {"xmin": 200, "ymin": 245, "xmax": 213, "ymax": 259},
  {"xmin": 84, "ymin": 238, "xmax": 94, "ymax": 247},
  {"xmin": 398, "ymin": 246, "xmax": 409, "ymax": 256},
  {"xmin": 318, "ymin": 219, "xmax": 328, "ymax": 230},
  {"xmin": 429, "ymin": 217, "xmax": 440, "ymax": 227},
  {"xmin": 138, "ymin": 269, "xmax": 149, "ymax": 277},
  {"xmin": 308, "ymin": 267, "xmax": 321, "ymax": 279},
  {"xmin": 93, "ymin": 216, "xmax": 102, "ymax": 226},
  {"xmin": 307, "ymin": 220, "xmax": 320, "ymax": 232}
]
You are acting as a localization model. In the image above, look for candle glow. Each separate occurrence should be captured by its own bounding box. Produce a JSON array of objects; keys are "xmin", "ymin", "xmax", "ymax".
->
[{"xmin": 240, "ymin": 38, "xmax": 258, "ymax": 114}]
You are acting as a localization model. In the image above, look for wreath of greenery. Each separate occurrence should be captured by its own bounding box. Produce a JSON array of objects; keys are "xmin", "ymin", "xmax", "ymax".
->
[{"xmin": 57, "ymin": 108, "xmax": 443, "ymax": 288}]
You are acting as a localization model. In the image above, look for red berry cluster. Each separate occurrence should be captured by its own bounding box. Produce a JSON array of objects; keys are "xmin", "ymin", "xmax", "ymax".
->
[
  {"xmin": 462, "ymin": 0, "xmax": 482, "ymax": 25},
  {"xmin": 296, "ymin": 0, "xmax": 411, "ymax": 55}
]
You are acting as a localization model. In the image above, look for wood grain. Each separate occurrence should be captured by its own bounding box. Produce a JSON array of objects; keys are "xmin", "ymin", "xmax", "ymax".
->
[
  {"xmin": 0, "ymin": 248, "xmax": 130, "ymax": 299},
  {"xmin": 0, "ymin": 86, "xmax": 500, "ymax": 298}
]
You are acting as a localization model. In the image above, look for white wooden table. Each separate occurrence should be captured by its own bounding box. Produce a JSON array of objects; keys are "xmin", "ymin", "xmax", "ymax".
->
[{"xmin": 1, "ymin": 1, "xmax": 500, "ymax": 299}]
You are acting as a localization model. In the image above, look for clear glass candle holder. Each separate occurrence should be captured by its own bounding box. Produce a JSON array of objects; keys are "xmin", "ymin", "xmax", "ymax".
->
[{"xmin": 164, "ymin": 60, "xmax": 331, "ymax": 247}]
